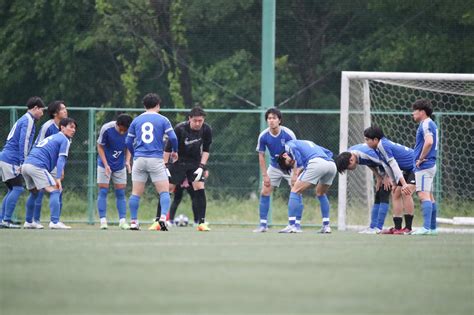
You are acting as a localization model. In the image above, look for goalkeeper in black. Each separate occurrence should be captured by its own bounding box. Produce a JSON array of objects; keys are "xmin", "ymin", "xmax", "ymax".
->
[{"xmin": 150, "ymin": 106, "xmax": 212, "ymax": 231}]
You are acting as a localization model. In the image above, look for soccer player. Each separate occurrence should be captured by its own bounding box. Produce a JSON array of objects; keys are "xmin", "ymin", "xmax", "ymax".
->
[
  {"xmin": 411, "ymin": 99, "xmax": 438, "ymax": 235},
  {"xmin": 0, "ymin": 96, "xmax": 45, "ymax": 228},
  {"xmin": 254, "ymin": 108, "xmax": 297, "ymax": 233},
  {"xmin": 335, "ymin": 143, "xmax": 390, "ymax": 234},
  {"xmin": 150, "ymin": 106, "xmax": 212, "ymax": 232},
  {"xmin": 364, "ymin": 126, "xmax": 416, "ymax": 234},
  {"xmin": 125, "ymin": 93, "xmax": 178, "ymax": 231},
  {"xmin": 96, "ymin": 114, "xmax": 133, "ymax": 230},
  {"xmin": 277, "ymin": 140, "xmax": 337, "ymax": 233},
  {"xmin": 24, "ymin": 100, "xmax": 68, "ymax": 229},
  {"xmin": 21, "ymin": 118, "xmax": 77, "ymax": 229}
]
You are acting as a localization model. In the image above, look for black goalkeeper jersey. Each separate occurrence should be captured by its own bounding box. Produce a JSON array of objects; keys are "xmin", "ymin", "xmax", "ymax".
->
[{"xmin": 165, "ymin": 121, "xmax": 212, "ymax": 163}]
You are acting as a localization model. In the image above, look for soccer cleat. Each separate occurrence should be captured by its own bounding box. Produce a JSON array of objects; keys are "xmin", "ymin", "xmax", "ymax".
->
[
  {"xmin": 393, "ymin": 227, "xmax": 411, "ymax": 235},
  {"xmin": 100, "ymin": 222, "xmax": 108, "ymax": 230},
  {"xmin": 410, "ymin": 227, "xmax": 430, "ymax": 235},
  {"xmin": 278, "ymin": 225, "xmax": 296, "ymax": 233},
  {"xmin": 23, "ymin": 221, "xmax": 44, "ymax": 229},
  {"xmin": 358, "ymin": 227, "xmax": 379, "ymax": 234},
  {"xmin": 429, "ymin": 229, "xmax": 438, "ymax": 236},
  {"xmin": 148, "ymin": 221, "xmax": 161, "ymax": 231},
  {"xmin": 1, "ymin": 221, "xmax": 21, "ymax": 229},
  {"xmin": 130, "ymin": 220, "xmax": 140, "ymax": 231},
  {"xmin": 49, "ymin": 222, "xmax": 71, "ymax": 229},
  {"xmin": 119, "ymin": 222, "xmax": 130, "ymax": 230},
  {"xmin": 252, "ymin": 226, "xmax": 268, "ymax": 233},
  {"xmin": 294, "ymin": 225, "xmax": 303, "ymax": 233},
  {"xmin": 197, "ymin": 222, "xmax": 210, "ymax": 232},
  {"xmin": 318, "ymin": 225, "xmax": 332, "ymax": 234},
  {"xmin": 158, "ymin": 220, "xmax": 168, "ymax": 232},
  {"xmin": 381, "ymin": 227, "xmax": 396, "ymax": 234}
]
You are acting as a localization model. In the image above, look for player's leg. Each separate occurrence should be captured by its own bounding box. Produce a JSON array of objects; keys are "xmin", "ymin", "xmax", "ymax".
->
[
  {"xmin": 383, "ymin": 187, "xmax": 403, "ymax": 234},
  {"xmin": 375, "ymin": 187, "xmax": 390, "ymax": 232},
  {"xmin": 310, "ymin": 158, "xmax": 337, "ymax": 233},
  {"xmin": 97, "ymin": 166, "xmax": 111, "ymax": 229},
  {"xmin": 191, "ymin": 179, "xmax": 209, "ymax": 231},
  {"xmin": 149, "ymin": 158, "xmax": 172, "ymax": 231},
  {"xmin": 129, "ymin": 157, "xmax": 149, "ymax": 230},
  {"xmin": 169, "ymin": 184, "xmax": 184, "ymax": 222},
  {"xmin": 278, "ymin": 180, "xmax": 310, "ymax": 233},
  {"xmin": 32, "ymin": 190, "xmax": 44, "ymax": 225},
  {"xmin": 0, "ymin": 185, "xmax": 12, "ymax": 227},
  {"xmin": 399, "ymin": 171, "xmax": 415, "ymax": 234},
  {"xmin": 360, "ymin": 187, "xmax": 381, "ymax": 234},
  {"xmin": 412, "ymin": 166, "xmax": 436, "ymax": 235},
  {"xmin": 22, "ymin": 168, "xmax": 43, "ymax": 229},
  {"xmin": 430, "ymin": 193, "xmax": 437, "ymax": 234},
  {"xmin": 2, "ymin": 174, "xmax": 24, "ymax": 228},
  {"xmin": 111, "ymin": 168, "xmax": 128, "ymax": 230}
]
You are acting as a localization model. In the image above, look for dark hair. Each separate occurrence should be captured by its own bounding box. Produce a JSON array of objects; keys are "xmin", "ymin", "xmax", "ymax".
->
[
  {"xmin": 335, "ymin": 152, "xmax": 352, "ymax": 174},
  {"xmin": 26, "ymin": 96, "xmax": 45, "ymax": 109},
  {"xmin": 116, "ymin": 114, "xmax": 133, "ymax": 128},
  {"xmin": 189, "ymin": 106, "xmax": 206, "ymax": 118},
  {"xmin": 277, "ymin": 152, "xmax": 292, "ymax": 174},
  {"xmin": 59, "ymin": 117, "xmax": 77, "ymax": 129},
  {"xmin": 142, "ymin": 93, "xmax": 161, "ymax": 109},
  {"xmin": 265, "ymin": 107, "xmax": 282, "ymax": 124},
  {"xmin": 47, "ymin": 100, "xmax": 65, "ymax": 119},
  {"xmin": 364, "ymin": 126, "xmax": 384, "ymax": 140},
  {"xmin": 412, "ymin": 99, "xmax": 433, "ymax": 117}
]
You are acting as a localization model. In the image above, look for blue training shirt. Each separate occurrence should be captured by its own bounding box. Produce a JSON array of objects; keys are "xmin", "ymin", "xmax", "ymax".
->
[
  {"xmin": 126, "ymin": 112, "xmax": 177, "ymax": 159},
  {"xmin": 376, "ymin": 137, "xmax": 414, "ymax": 172},
  {"xmin": 349, "ymin": 143, "xmax": 384, "ymax": 168},
  {"xmin": 0, "ymin": 112, "xmax": 36, "ymax": 165},
  {"xmin": 285, "ymin": 140, "xmax": 333, "ymax": 169},
  {"xmin": 25, "ymin": 132, "xmax": 71, "ymax": 172},
  {"xmin": 256, "ymin": 126, "xmax": 296, "ymax": 168},
  {"xmin": 414, "ymin": 118, "xmax": 438, "ymax": 171},
  {"xmin": 35, "ymin": 119, "xmax": 59, "ymax": 145},
  {"xmin": 97, "ymin": 121, "xmax": 127, "ymax": 172}
]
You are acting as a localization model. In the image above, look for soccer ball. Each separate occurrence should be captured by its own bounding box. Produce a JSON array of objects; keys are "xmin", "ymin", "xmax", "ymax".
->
[{"xmin": 174, "ymin": 214, "xmax": 189, "ymax": 227}]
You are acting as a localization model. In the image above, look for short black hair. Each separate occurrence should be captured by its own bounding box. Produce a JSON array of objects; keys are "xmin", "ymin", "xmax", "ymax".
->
[
  {"xmin": 277, "ymin": 152, "xmax": 292, "ymax": 174},
  {"xmin": 364, "ymin": 126, "xmax": 384, "ymax": 140},
  {"xmin": 26, "ymin": 96, "xmax": 45, "ymax": 109},
  {"xmin": 116, "ymin": 114, "xmax": 133, "ymax": 128},
  {"xmin": 47, "ymin": 100, "xmax": 65, "ymax": 119},
  {"xmin": 265, "ymin": 107, "xmax": 282, "ymax": 123},
  {"xmin": 412, "ymin": 99, "xmax": 433, "ymax": 117},
  {"xmin": 335, "ymin": 152, "xmax": 352, "ymax": 174},
  {"xmin": 59, "ymin": 117, "xmax": 77, "ymax": 129},
  {"xmin": 189, "ymin": 106, "xmax": 206, "ymax": 118},
  {"xmin": 142, "ymin": 93, "xmax": 161, "ymax": 109}
]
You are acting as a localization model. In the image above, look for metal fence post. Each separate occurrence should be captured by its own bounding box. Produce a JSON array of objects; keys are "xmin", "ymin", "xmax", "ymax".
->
[{"xmin": 87, "ymin": 108, "xmax": 96, "ymax": 224}]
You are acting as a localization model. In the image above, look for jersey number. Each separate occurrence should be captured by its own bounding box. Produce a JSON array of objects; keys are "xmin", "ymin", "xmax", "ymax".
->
[
  {"xmin": 141, "ymin": 122, "xmax": 154, "ymax": 144},
  {"xmin": 36, "ymin": 137, "xmax": 50, "ymax": 148},
  {"xmin": 112, "ymin": 150, "xmax": 122, "ymax": 159}
]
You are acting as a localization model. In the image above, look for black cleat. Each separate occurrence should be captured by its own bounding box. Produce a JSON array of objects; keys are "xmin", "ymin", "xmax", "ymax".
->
[{"xmin": 158, "ymin": 221, "xmax": 168, "ymax": 231}]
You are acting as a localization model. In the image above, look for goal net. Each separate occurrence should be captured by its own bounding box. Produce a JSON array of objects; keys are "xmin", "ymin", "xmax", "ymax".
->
[{"xmin": 338, "ymin": 72, "xmax": 474, "ymax": 231}]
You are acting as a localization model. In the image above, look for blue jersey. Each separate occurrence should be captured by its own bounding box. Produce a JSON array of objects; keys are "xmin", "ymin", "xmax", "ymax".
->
[
  {"xmin": 35, "ymin": 119, "xmax": 59, "ymax": 145},
  {"xmin": 25, "ymin": 132, "xmax": 70, "ymax": 172},
  {"xmin": 256, "ymin": 126, "xmax": 296, "ymax": 168},
  {"xmin": 414, "ymin": 118, "xmax": 438, "ymax": 171},
  {"xmin": 97, "ymin": 121, "xmax": 127, "ymax": 172},
  {"xmin": 126, "ymin": 112, "xmax": 176, "ymax": 159},
  {"xmin": 0, "ymin": 112, "xmax": 36, "ymax": 165},
  {"xmin": 376, "ymin": 137, "xmax": 414, "ymax": 172},
  {"xmin": 349, "ymin": 144, "xmax": 384, "ymax": 168},
  {"xmin": 285, "ymin": 140, "xmax": 333, "ymax": 169}
]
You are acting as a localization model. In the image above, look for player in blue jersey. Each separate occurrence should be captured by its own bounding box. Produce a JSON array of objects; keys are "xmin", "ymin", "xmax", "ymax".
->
[
  {"xmin": 277, "ymin": 140, "xmax": 337, "ymax": 233},
  {"xmin": 96, "ymin": 114, "xmax": 133, "ymax": 230},
  {"xmin": 411, "ymin": 99, "xmax": 439, "ymax": 235},
  {"xmin": 335, "ymin": 143, "xmax": 391, "ymax": 234},
  {"xmin": 364, "ymin": 126, "xmax": 416, "ymax": 234},
  {"xmin": 125, "ymin": 93, "xmax": 178, "ymax": 231},
  {"xmin": 253, "ymin": 108, "xmax": 297, "ymax": 233},
  {"xmin": 0, "ymin": 96, "xmax": 45, "ymax": 228},
  {"xmin": 24, "ymin": 100, "xmax": 68, "ymax": 229},
  {"xmin": 21, "ymin": 118, "xmax": 76, "ymax": 229}
]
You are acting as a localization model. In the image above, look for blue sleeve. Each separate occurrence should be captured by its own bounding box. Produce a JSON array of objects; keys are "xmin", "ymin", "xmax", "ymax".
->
[
  {"xmin": 18, "ymin": 122, "xmax": 28, "ymax": 164},
  {"xmin": 125, "ymin": 122, "xmax": 136, "ymax": 156},
  {"xmin": 56, "ymin": 155, "xmax": 67, "ymax": 179},
  {"xmin": 166, "ymin": 129, "xmax": 178, "ymax": 152},
  {"xmin": 257, "ymin": 133, "xmax": 266, "ymax": 152}
]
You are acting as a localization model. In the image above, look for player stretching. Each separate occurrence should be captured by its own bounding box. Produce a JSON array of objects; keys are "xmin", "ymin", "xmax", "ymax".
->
[
  {"xmin": 411, "ymin": 99, "xmax": 438, "ymax": 235},
  {"xmin": 254, "ymin": 108, "xmax": 297, "ymax": 233},
  {"xmin": 22, "ymin": 118, "xmax": 76, "ymax": 229},
  {"xmin": 24, "ymin": 100, "xmax": 68, "ymax": 229},
  {"xmin": 96, "ymin": 114, "xmax": 133, "ymax": 230},
  {"xmin": 335, "ymin": 143, "xmax": 390, "ymax": 234},
  {"xmin": 364, "ymin": 126, "xmax": 415, "ymax": 234},
  {"xmin": 0, "ymin": 97, "xmax": 44, "ymax": 228},
  {"xmin": 125, "ymin": 93, "xmax": 178, "ymax": 231},
  {"xmin": 277, "ymin": 140, "xmax": 336, "ymax": 233}
]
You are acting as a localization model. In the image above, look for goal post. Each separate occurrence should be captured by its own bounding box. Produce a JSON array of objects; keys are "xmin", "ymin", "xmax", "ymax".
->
[{"xmin": 338, "ymin": 71, "xmax": 474, "ymax": 231}]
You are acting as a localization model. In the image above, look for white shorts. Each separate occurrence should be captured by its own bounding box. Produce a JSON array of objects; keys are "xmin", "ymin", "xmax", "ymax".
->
[
  {"xmin": 97, "ymin": 166, "xmax": 127, "ymax": 185},
  {"xmin": 267, "ymin": 165, "xmax": 291, "ymax": 187},
  {"xmin": 298, "ymin": 158, "xmax": 337, "ymax": 186},
  {"xmin": 415, "ymin": 166, "xmax": 436, "ymax": 192},
  {"xmin": 0, "ymin": 160, "xmax": 21, "ymax": 182},
  {"xmin": 22, "ymin": 163, "xmax": 55, "ymax": 190},
  {"xmin": 132, "ymin": 157, "xmax": 168, "ymax": 183}
]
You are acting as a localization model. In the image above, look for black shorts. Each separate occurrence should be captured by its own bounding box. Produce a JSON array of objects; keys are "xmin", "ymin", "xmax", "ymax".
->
[
  {"xmin": 397, "ymin": 170, "xmax": 416, "ymax": 186},
  {"xmin": 168, "ymin": 162, "xmax": 205, "ymax": 185}
]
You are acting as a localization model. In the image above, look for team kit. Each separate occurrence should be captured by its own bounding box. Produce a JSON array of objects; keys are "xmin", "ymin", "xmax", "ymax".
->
[{"xmin": 0, "ymin": 94, "xmax": 438, "ymax": 235}]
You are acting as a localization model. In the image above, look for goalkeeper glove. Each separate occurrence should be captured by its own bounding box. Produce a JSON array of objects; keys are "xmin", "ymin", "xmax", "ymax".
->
[
  {"xmin": 193, "ymin": 163, "xmax": 206, "ymax": 182},
  {"xmin": 165, "ymin": 162, "xmax": 172, "ymax": 178}
]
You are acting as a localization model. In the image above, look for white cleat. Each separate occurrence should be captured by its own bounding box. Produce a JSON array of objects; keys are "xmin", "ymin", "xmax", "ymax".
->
[
  {"xmin": 318, "ymin": 225, "xmax": 332, "ymax": 234},
  {"xmin": 49, "ymin": 221, "xmax": 71, "ymax": 229},
  {"xmin": 294, "ymin": 225, "xmax": 303, "ymax": 233},
  {"xmin": 358, "ymin": 227, "xmax": 379, "ymax": 234},
  {"xmin": 24, "ymin": 221, "xmax": 44, "ymax": 229},
  {"xmin": 130, "ymin": 220, "xmax": 140, "ymax": 231},
  {"xmin": 252, "ymin": 226, "xmax": 268, "ymax": 233},
  {"xmin": 278, "ymin": 225, "xmax": 296, "ymax": 233}
]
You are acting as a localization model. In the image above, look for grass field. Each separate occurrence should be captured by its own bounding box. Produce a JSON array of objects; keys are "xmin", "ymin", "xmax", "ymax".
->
[{"xmin": 0, "ymin": 226, "xmax": 472, "ymax": 315}]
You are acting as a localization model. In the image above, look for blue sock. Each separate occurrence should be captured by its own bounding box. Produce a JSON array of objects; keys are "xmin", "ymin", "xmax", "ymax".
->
[
  {"xmin": 4, "ymin": 186, "xmax": 24, "ymax": 221},
  {"xmin": 115, "ymin": 189, "xmax": 126, "ymax": 220},
  {"xmin": 49, "ymin": 190, "xmax": 61, "ymax": 224},
  {"xmin": 25, "ymin": 192, "xmax": 38, "ymax": 223},
  {"xmin": 288, "ymin": 192, "xmax": 300, "ymax": 225},
  {"xmin": 1, "ymin": 189, "xmax": 12, "ymax": 221},
  {"xmin": 421, "ymin": 200, "xmax": 433, "ymax": 230},
  {"xmin": 129, "ymin": 195, "xmax": 140, "ymax": 220},
  {"xmin": 431, "ymin": 203, "xmax": 437, "ymax": 230},
  {"xmin": 97, "ymin": 188, "xmax": 108, "ymax": 219},
  {"xmin": 59, "ymin": 191, "xmax": 63, "ymax": 217},
  {"xmin": 258, "ymin": 195, "xmax": 270, "ymax": 227},
  {"xmin": 295, "ymin": 195, "xmax": 304, "ymax": 227},
  {"xmin": 317, "ymin": 195, "xmax": 330, "ymax": 226},
  {"xmin": 159, "ymin": 192, "xmax": 171, "ymax": 217},
  {"xmin": 33, "ymin": 190, "xmax": 44, "ymax": 222},
  {"xmin": 370, "ymin": 203, "xmax": 380, "ymax": 229},
  {"xmin": 376, "ymin": 203, "xmax": 389, "ymax": 230}
]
